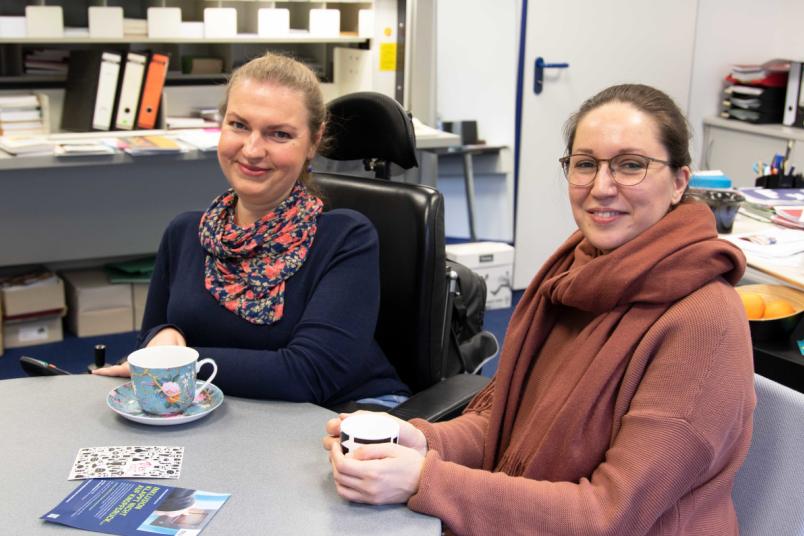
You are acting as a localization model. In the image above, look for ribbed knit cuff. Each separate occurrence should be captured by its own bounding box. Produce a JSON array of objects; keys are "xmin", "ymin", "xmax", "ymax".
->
[{"xmin": 410, "ymin": 417, "xmax": 443, "ymax": 456}]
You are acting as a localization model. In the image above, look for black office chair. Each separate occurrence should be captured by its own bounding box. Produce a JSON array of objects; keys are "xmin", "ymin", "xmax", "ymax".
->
[
  {"xmin": 320, "ymin": 91, "xmax": 418, "ymax": 180},
  {"xmin": 314, "ymin": 92, "xmax": 492, "ymax": 421}
]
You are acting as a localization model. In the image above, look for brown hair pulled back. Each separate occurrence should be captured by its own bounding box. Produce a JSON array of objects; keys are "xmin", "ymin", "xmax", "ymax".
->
[{"xmin": 563, "ymin": 84, "xmax": 691, "ymax": 171}]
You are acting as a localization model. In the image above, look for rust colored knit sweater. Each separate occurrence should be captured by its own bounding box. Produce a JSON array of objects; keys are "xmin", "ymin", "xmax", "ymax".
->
[{"xmin": 409, "ymin": 203, "xmax": 755, "ymax": 535}]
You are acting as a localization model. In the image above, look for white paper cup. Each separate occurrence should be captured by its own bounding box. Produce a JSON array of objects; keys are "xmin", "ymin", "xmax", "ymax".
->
[{"xmin": 340, "ymin": 413, "xmax": 400, "ymax": 455}]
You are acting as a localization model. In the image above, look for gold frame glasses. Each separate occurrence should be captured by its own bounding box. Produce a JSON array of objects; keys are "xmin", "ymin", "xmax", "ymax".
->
[{"xmin": 559, "ymin": 153, "xmax": 672, "ymax": 187}]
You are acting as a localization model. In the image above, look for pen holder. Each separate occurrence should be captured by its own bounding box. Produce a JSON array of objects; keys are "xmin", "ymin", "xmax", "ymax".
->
[{"xmin": 755, "ymin": 174, "xmax": 804, "ymax": 189}]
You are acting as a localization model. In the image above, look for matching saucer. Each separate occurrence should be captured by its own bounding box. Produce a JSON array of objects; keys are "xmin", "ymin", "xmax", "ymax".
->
[{"xmin": 107, "ymin": 381, "xmax": 224, "ymax": 426}]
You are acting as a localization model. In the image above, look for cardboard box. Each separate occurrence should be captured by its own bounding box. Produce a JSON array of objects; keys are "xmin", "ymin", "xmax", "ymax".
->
[
  {"xmin": 132, "ymin": 282, "xmax": 149, "ymax": 331},
  {"xmin": 0, "ymin": 272, "xmax": 65, "ymax": 318},
  {"xmin": 62, "ymin": 269, "xmax": 133, "ymax": 337},
  {"xmin": 446, "ymin": 242, "xmax": 515, "ymax": 310},
  {"xmin": 3, "ymin": 314, "xmax": 63, "ymax": 349}
]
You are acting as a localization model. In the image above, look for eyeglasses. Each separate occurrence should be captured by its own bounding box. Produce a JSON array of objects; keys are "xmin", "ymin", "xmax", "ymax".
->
[{"xmin": 558, "ymin": 153, "xmax": 672, "ymax": 187}]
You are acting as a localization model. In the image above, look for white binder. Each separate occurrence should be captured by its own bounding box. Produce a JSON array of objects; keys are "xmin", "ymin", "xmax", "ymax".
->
[
  {"xmin": 92, "ymin": 52, "xmax": 122, "ymax": 131},
  {"xmin": 115, "ymin": 52, "xmax": 148, "ymax": 130},
  {"xmin": 783, "ymin": 61, "xmax": 802, "ymax": 126}
]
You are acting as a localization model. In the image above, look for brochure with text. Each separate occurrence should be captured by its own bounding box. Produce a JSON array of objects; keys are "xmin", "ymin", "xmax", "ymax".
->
[{"xmin": 41, "ymin": 479, "xmax": 230, "ymax": 535}]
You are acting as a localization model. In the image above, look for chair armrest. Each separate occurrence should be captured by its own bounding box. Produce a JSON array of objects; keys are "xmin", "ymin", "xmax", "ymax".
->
[{"xmin": 389, "ymin": 374, "xmax": 490, "ymax": 422}]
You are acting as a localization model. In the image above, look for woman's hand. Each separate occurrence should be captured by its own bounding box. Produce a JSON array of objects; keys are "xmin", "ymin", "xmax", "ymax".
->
[
  {"xmin": 322, "ymin": 411, "xmax": 428, "ymax": 457},
  {"xmin": 146, "ymin": 327, "xmax": 186, "ymax": 347},
  {"xmin": 91, "ymin": 362, "xmax": 130, "ymax": 377},
  {"xmin": 329, "ymin": 441, "xmax": 425, "ymax": 505},
  {"xmin": 91, "ymin": 328, "xmax": 186, "ymax": 378}
]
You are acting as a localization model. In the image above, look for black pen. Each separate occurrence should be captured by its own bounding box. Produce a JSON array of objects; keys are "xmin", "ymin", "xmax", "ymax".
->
[{"xmin": 784, "ymin": 140, "xmax": 794, "ymax": 174}]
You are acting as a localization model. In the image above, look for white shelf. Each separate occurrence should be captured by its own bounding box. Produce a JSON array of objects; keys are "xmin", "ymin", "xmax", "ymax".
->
[
  {"xmin": 704, "ymin": 116, "xmax": 804, "ymax": 143},
  {"xmin": 0, "ymin": 34, "xmax": 368, "ymax": 45}
]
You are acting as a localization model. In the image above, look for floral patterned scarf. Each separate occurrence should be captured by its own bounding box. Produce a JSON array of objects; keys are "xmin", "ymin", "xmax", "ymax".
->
[{"xmin": 198, "ymin": 183, "xmax": 323, "ymax": 325}]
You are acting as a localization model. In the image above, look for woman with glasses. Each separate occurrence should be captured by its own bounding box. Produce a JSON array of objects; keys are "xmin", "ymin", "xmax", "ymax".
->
[{"xmin": 323, "ymin": 84, "xmax": 755, "ymax": 535}]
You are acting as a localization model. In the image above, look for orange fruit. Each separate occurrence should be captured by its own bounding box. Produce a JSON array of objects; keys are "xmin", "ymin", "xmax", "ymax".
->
[
  {"xmin": 740, "ymin": 292, "xmax": 765, "ymax": 320},
  {"xmin": 762, "ymin": 299, "xmax": 796, "ymax": 319}
]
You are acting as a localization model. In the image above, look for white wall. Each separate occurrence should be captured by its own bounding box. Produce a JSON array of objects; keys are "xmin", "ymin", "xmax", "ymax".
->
[
  {"xmin": 431, "ymin": 0, "xmax": 804, "ymax": 240},
  {"xmin": 688, "ymin": 0, "xmax": 804, "ymax": 168},
  {"xmin": 435, "ymin": 0, "xmax": 518, "ymax": 241}
]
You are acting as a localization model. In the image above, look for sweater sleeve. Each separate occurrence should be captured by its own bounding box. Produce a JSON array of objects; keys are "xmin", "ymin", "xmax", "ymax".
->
[
  {"xmin": 407, "ymin": 285, "xmax": 754, "ymax": 536},
  {"xmin": 138, "ymin": 223, "xmax": 181, "ymax": 346},
  {"xmin": 411, "ymin": 399, "xmax": 492, "ymax": 468}
]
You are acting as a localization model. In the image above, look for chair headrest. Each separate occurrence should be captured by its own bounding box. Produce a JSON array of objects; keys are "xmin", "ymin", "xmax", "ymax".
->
[{"xmin": 321, "ymin": 92, "xmax": 418, "ymax": 170}]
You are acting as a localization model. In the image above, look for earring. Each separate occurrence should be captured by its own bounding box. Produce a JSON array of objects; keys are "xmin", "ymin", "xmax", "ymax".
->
[{"xmin": 307, "ymin": 163, "xmax": 313, "ymax": 173}]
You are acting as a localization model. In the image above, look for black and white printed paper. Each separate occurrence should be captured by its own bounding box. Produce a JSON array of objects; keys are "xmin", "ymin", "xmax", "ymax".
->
[{"xmin": 69, "ymin": 446, "xmax": 184, "ymax": 480}]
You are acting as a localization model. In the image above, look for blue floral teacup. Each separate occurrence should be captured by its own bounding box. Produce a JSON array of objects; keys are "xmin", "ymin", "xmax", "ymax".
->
[{"xmin": 127, "ymin": 346, "xmax": 218, "ymax": 415}]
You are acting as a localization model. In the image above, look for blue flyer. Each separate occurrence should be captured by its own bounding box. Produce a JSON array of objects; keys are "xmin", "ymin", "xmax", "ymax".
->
[{"xmin": 41, "ymin": 479, "xmax": 230, "ymax": 535}]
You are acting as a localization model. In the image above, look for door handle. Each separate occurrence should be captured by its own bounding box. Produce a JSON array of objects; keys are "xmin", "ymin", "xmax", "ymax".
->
[{"xmin": 534, "ymin": 57, "xmax": 569, "ymax": 95}]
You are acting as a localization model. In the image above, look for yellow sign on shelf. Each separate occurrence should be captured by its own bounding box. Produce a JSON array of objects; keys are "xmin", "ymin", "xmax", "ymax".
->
[{"xmin": 379, "ymin": 42, "xmax": 397, "ymax": 72}]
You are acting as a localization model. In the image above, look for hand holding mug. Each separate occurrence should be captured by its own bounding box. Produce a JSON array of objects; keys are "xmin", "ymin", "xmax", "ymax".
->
[
  {"xmin": 323, "ymin": 411, "xmax": 428, "ymax": 457},
  {"xmin": 327, "ymin": 413, "xmax": 426, "ymax": 505}
]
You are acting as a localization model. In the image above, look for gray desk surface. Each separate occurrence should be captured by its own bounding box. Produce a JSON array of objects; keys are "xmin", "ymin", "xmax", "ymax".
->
[{"xmin": 0, "ymin": 375, "xmax": 440, "ymax": 535}]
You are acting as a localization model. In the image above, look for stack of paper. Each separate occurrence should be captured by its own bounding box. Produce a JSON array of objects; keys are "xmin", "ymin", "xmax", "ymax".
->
[
  {"xmin": 120, "ymin": 135, "xmax": 186, "ymax": 155},
  {"xmin": 24, "ymin": 49, "xmax": 69, "ymax": 75},
  {"xmin": 739, "ymin": 188, "xmax": 804, "ymax": 207},
  {"xmin": 0, "ymin": 94, "xmax": 47, "ymax": 136},
  {"xmin": 0, "ymin": 135, "xmax": 55, "ymax": 156},
  {"xmin": 721, "ymin": 60, "xmax": 788, "ymax": 124},
  {"xmin": 123, "ymin": 18, "xmax": 147, "ymax": 36},
  {"xmin": 770, "ymin": 206, "xmax": 804, "ymax": 230},
  {"xmin": 737, "ymin": 187, "xmax": 804, "ymax": 225},
  {"xmin": 54, "ymin": 142, "xmax": 117, "ymax": 157},
  {"xmin": 174, "ymin": 129, "xmax": 219, "ymax": 151},
  {"xmin": 165, "ymin": 116, "xmax": 218, "ymax": 129},
  {"xmin": 725, "ymin": 228, "xmax": 804, "ymax": 258}
]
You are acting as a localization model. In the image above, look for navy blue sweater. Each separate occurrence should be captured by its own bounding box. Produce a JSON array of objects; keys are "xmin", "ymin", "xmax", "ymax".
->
[{"xmin": 139, "ymin": 209, "xmax": 409, "ymax": 407}]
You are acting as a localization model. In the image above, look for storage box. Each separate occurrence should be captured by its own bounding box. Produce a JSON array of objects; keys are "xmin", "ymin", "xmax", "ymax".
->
[
  {"xmin": 88, "ymin": 6, "xmax": 123, "ymax": 39},
  {"xmin": 3, "ymin": 314, "xmax": 63, "ymax": 349},
  {"xmin": 309, "ymin": 8, "xmax": 340, "ymax": 37},
  {"xmin": 446, "ymin": 242, "xmax": 515, "ymax": 310},
  {"xmin": 147, "ymin": 7, "xmax": 182, "ymax": 39},
  {"xmin": 0, "ymin": 272, "xmax": 65, "ymax": 318},
  {"xmin": 258, "ymin": 8, "xmax": 290, "ymax": 36},
  {"xmin": 204, "ymin": 7, "xmax": 237, "ymax": 38},
  {"xmin": 0, "ymin": 16, "xmax": 27, "ymax": 38},
  {"xmin": 62, "ymin": 269, "xmax": 133, "ymax": 337},
  {"xmin": 25, "ymin": 6, "xmax": 64, "ymax": 38},
  {"xmin": 132, "ymin": 282, "xmax": 149, "ymax": 331},
  {"xmin": 358, "ymin": 9, "xmax": 374, "ymax": 38}
]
